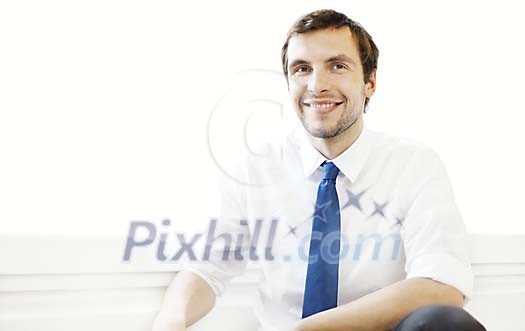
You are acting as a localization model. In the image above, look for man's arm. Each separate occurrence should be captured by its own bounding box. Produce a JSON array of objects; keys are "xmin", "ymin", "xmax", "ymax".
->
[
  {"xmin": 152, "ymin": 270, "xmax": 216, "ymax": 331},
  {"xmin": 292, "ymin": 277, "xmax": 464, "ymax": 331}
]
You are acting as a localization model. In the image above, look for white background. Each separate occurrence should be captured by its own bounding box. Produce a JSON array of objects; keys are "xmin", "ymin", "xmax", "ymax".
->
[{"xmin": 1, "ymin": 0, "xmax": 524, "ymax": 235}]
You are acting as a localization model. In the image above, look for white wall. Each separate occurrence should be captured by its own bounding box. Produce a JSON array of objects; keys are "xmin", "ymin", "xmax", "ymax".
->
[{"xmin": 1, "ymin": 0, "xmax": 524, "ymax": 236}]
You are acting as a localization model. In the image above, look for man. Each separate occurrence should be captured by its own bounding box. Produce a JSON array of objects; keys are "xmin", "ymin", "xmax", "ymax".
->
[{"xmin": 152, "ymin": 9, "xmax": 486, "ymax": 331}]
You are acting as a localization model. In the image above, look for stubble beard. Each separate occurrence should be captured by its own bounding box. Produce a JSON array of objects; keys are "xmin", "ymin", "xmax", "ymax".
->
[{"xmin": 300, "ymin": 102, "xmax": 360, "ymax": 139}]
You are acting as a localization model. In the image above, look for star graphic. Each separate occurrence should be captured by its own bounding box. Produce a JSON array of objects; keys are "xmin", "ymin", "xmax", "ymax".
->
[
  {"xmin": 391, "ymin": 216, "xmax": 406, "ymax": 229},
  {"xmin": 365, "ymin": 199, "xmax": 390, "ymax": 221},
  {"xmin": 283, "ymin": 199, "xmax": 335, "ymax": 238},
  {"xmin": 310, "ymin": 200, "xmax": 335, "ymax": 224},
  {"xmin": 284, "ymin": 224, "xmax": 299, "ymax": 238},
  {"xmin": 340, "ymin": 188, "xmax": 367, "ymax": 213}
]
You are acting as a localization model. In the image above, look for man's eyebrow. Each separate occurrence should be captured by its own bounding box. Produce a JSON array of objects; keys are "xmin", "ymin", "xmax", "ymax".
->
[
  {"xmin": 288, "ymin": 55, "xmax": 357, "ymax": 71},
  {"xmin": 326, "ymin": 54, "xmax": 357, "ymax": 65},
  {"xmin": 288, "ymin": 59, "xmax": 309, "ymax": 71}
]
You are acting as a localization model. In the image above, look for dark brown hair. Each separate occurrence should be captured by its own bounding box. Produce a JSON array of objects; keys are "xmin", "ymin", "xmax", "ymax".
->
[{"xmin": 281, "ymin": 9, "xmax": 379, "ymax": 108}]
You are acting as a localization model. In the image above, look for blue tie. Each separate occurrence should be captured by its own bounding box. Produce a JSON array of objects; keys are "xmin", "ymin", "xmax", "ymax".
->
[{"xmin": 302, "ymin": 161, "xmax": 341, "ymax": 318}]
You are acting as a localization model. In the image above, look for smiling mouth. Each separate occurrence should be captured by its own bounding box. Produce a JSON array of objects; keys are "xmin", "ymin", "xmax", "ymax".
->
[{"xmin": 303, "ymin": 101, "xmax": 343, "ymax": 114}]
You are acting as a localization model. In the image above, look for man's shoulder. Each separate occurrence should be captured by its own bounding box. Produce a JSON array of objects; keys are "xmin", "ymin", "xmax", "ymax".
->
[{"xmin": 366, "ymin": 129, "xmax": 437, "ymax": 160}]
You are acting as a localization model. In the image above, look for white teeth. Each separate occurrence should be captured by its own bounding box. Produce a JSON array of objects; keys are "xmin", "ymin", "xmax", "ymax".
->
[{"xmin": 308, "ymin": 103, "xmax": 336, "ymax": 108}]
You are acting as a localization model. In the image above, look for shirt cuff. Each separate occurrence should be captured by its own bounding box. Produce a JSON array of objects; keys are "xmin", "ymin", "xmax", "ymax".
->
[
  {"xmin": 405, "ymin": 252, "xmax": 474, "ymax": 304},
  {"xmin": 183, "ymin": 263, "xmax": 227, "ymax": 297}
]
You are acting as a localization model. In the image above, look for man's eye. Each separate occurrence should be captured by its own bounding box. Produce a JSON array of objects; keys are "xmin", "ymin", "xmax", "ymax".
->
[
  {"xmin": 295, "ymin": 66, "xmax": 310, "ymax": 73},
  {"xmin": 333, "ymin": 63, "xmax": 346, "ymax": 70}
]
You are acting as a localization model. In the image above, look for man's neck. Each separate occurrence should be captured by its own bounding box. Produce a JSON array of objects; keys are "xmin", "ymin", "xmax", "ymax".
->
[{"xmin": 307, "ymin": 116, "xmax": 364, "ymax": 160}]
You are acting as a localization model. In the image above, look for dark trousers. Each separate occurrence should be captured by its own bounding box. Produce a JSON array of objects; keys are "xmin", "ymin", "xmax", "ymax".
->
[{"xmin": 393, "ymin": 305, "xmax": 486, "ymax": 331}]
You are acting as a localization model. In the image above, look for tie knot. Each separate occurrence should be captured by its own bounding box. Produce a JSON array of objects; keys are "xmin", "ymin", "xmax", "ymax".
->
[{"xmin": 322, "ymin": 162, "xmax": 339, "ymax": 180}]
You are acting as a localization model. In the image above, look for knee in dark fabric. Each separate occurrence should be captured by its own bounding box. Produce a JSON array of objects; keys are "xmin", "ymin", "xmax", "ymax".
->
[{"xmin": 393, "ymin": 304, "xmax": 486, "ymax": 331}]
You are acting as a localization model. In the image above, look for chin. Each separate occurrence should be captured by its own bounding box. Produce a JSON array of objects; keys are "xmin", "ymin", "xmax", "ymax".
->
[{"xmin": 305, "ymin": 125, "xmax": 339, "ymax": 139}]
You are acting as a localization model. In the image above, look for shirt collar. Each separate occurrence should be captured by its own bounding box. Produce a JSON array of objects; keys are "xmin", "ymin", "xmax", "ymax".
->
[{"xmin": 292, "ymin": 124, "xmax": 375, "ymax": 182}]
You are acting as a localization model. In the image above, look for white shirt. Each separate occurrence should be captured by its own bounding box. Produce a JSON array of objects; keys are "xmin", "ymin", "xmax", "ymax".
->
[{"xmin": 186, "ymin": 125, "xmax": 473, "ymax": 331}]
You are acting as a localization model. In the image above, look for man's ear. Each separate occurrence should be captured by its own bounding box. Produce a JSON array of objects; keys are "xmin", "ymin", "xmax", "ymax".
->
[{"xmin": 365, "ymin": 70, "xmax": 376, "ymax": 98}]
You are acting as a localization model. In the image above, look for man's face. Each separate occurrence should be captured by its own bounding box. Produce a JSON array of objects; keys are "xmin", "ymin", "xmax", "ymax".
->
[{"xmin": 286, "ymin": 27, "xmax": 375, "ymax": 139}]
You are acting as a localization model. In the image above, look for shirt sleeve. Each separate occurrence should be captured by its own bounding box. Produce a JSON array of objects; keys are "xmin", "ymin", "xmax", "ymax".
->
[
  {"xmin": 184, "ymin": 168, "xmax": 252, "ymax": 297},
  {"xmin": 399, "ymin": 147, "xmax": 474, "ymax": 304}
]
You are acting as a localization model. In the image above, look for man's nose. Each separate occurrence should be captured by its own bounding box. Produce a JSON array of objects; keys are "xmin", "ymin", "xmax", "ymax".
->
[{"xmin": 307, "ymin": 70, "xmax": 330, "ymax": 95}]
